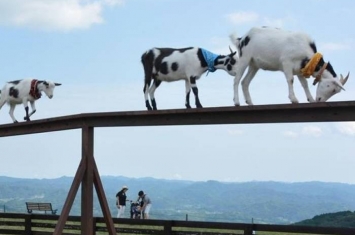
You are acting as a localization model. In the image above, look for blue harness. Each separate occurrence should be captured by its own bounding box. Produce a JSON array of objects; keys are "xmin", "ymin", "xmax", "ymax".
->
[{"xmin": 201, "ymin": 48, "xmax": 219, "ymax": 73}]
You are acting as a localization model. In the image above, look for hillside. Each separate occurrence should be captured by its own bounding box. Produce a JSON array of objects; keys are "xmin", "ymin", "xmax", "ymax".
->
[
  {"xmin": 1, "ymin": 176, "xmax": 355, "ymax": 224},
  {"xmin": 295, "ymin": 211, "xmax": 355, "ymax": 228}
]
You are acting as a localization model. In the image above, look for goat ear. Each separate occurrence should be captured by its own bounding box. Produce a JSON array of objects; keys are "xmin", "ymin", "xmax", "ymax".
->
[
  {"xmin": 43, "ymin": 81, "xmax": 49, "ymax": 86},
  {"xmin": 55, "ymin": 83, "xmax": 62, "ymax": 86},
  {"xmin": 224, "ymin": 58, "xmax": 230, "ymax": 66},
  {"xmin": 315, "ymin": 58, "xmax": 325, "ymax": 71}
]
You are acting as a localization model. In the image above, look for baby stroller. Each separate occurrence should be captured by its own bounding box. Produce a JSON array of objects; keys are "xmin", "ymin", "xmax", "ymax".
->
[{"xmin": 130, "ymin": 201, "xmax": 142, "ymax": 219}]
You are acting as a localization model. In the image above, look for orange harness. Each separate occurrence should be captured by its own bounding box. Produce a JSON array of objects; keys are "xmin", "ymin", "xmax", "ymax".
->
[
  {"xmin": 301, "ymin": 52, "xmax": 327, "ymax": 85},
  {"xmin": 301, "ymin": 52, "xmax": 323, "ymax": 78}
]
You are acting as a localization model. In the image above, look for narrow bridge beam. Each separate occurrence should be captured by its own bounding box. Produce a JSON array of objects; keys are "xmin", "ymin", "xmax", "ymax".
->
[
  {"xmin": 1, "ymin": 101, "xmax": 355, "ymax": 137},
  {"xmin": 2, "ymin": 101, "xmax": 355, "ymax": 235}
]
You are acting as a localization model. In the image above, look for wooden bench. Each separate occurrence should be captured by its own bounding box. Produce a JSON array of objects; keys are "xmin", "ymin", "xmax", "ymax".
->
[{"xmin": 26, "ymin": 202, "xmax": 57, "ymax": 215}]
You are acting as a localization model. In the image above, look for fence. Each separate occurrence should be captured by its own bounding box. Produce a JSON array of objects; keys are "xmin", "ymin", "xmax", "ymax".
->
[{"xmin": 1, "ymin": 212, "xmax": 355, "ymax": 235}]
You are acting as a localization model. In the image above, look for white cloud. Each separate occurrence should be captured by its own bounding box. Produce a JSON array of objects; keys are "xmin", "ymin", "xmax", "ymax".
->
[
  {"xmin": 225, "ymin": 11, "xmax": 259, "ymax": 25},
  {"xmin": 262, "ymin": 17, "xmax": 285, "ymax": 28},
  {"xmin": 337, "ymin": 122, "xmax": 355, "ymax": 136},
  {"xmin": 0, "ymin": 0, "xmax": 123, "ymax": 32},
  {"xmin": 101, "ymin": 0, "xmax": 124, "ymax": 6},
  {"xmin": 301, "ymin": 126, "xmax": 323, "ymax": 137},
  {"xmin": 226, "ymin": 12, "xmax": 294, "ymax": 30},
  {"xmin": 173, "ymin": 174, "xmax": 182, "ymax": 180},
  {"xmin": 0, "ymin": 198, "xmax": 14, "ymax": 203},
  {"xmin": 283, "ymin": 131, "xmax": 298, "ymax": 138},
  {"xmin": 319, "ymin": 42, "xmax": 352, "ymax": 52},
  {"xmin": 30, "ymin": 194, "xmax": 45, "ymax": 199}
]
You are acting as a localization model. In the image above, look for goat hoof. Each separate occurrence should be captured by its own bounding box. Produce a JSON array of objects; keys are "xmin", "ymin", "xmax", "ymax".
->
[
  {"xmin": 14, "ymin": 120, "xmax": 18, "ymax": 123},
  {"xmin": 196, "ymin": 105, "xmax": 203, "ymax": 108},
  {"xmin": 308, "ymin": 98, "xmax": 315, "ymax": 103},
  {"xmin": 185, "ymin": 105, "xmax": 191, "ymax": 109},
  {"xmin": 153, "ymin": 107, "xmax": 157, "ymax": 110},
  {"xmin": 289, "ymin": 97, "xmax": 299, "ymax": 103},
  {"xmin": 146, "ymin": 106, "xmax": 152, "ymax": 111}
]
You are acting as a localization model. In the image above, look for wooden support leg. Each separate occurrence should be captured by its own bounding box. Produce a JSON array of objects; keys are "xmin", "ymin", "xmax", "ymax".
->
[
  {"xmin": 53, "ymin": 125, "xmax": 116, "ymax": 235},
  {"xmin": 93, "ymin": 159, "xmax": 117, "ymax": 235},
  {"xmin": 53, "ymin": 157, "xmax": 86, "ymax": 235},
  {"xmin": 81, "ymin": 126, "xmax": 94, "ymax": 235}
]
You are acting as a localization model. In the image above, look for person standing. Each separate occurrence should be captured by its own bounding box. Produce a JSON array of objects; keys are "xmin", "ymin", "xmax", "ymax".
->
[
  {"xmin": 116, "ymin": 186, "xmax": 128, "ymax": 218},
  {"xmin": 138, "ymin": 190, "xmax": 152, "ymax": 219}
]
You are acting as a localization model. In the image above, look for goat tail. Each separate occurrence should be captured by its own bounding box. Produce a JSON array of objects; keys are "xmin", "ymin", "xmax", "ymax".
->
[
  {"xmin": 141, "ymin": 49, "xmax": 152, "ymax": 63},
  {"xmin": 229, "ymin": 33, "xmax": 240, "ymax": 48}
]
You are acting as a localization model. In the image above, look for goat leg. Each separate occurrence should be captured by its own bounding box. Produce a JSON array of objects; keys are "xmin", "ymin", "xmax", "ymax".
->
[
  {"xmin": 192, "ymin": 87, "xmax": 203, "ymax": 108},
  {"xmin": 145, "ymin": 100, "xmax": 152, "ymax": 110},
  {"xmin": 24, "ymin": 106, "xmax": 31, "ymax": 121},
  {"xmin": 185, "ymin": 90, "xmax": 191, "ymax": 109},
  {"xmin": 9, "ymin": 104, "xmax": 18, "ymax": 123},
  {"xmin": 151, "ymin": 99, "xmax": 157, "ymax": 110}
]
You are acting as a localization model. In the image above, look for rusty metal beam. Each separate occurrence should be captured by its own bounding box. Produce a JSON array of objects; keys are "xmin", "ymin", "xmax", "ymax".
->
[{"xmin": 1, "ymin": 101, "xmax": 355, "ymax": 137}]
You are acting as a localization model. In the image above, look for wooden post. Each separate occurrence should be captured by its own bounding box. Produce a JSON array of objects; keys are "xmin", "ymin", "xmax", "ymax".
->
[
  {"xmin": 54, "ymin": 125, "xmax": 116, "ymax": 235},
  {"xmin": 93, "ymin": 159, "xmax": 117, "ymax": 235},
  {"xmin": 244, "ymin": 225, "xmax": 253, "ymax": 235},
  {"xmin": 53, "ymin": 157, "xmax": 86, "ymax": 235},
  {"xmin": 24, "ymin": 214, "xmax": 32, "ymax": 234},
  {"xmin": 81, "ymin": 126, "xmax": 94, "ymax": 235},
  {"xmin": 163, "ymin": 221, "xmax": 172, "ymax": 235}
]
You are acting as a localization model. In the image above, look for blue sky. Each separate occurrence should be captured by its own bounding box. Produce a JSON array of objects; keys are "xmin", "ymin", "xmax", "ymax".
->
[{"xmin": 0, "ymin": 0, "xmax": 355, "ymax": 184}]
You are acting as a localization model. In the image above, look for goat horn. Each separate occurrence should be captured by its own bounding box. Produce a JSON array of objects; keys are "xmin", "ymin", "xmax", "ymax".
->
[
  {"xmin": 229, "ymin": 46, "xmax": 233, "ymax": 54},
  {"xmin": 54, "ymin": 83, "xmax": 62, "ymax": 86},
  {"xmin": 340, "ymin": 72, "xmax": 350, "ymax": 85}
]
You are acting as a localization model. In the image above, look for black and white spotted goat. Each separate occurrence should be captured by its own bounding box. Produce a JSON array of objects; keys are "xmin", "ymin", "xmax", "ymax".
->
[
  {"xmin": 229, "ymin": 27, "xmax": 349, "ymax": 106},
  {"xmin": 141, "ymin": 47, "xmax": 238, "ymax": 110},
  {"xmin": 0, "ymin": 78, "xmax": 61, "ymax": 123}
]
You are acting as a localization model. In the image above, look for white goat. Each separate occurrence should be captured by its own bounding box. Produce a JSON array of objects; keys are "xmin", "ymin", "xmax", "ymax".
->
[
  {"xmin": 229, "ymin": 27, "xmax": 349, "ymax": 106},
  {"xmin": 0, "ymin": 78, "xmax": 61, "ymax": 123},
  {"xmin": 141, "ymin": 47, "xmax": 238, "ymax": 110}
]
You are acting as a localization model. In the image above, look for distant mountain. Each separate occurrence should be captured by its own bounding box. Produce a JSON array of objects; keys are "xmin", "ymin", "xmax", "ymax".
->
[
  {"xmin": 295, "ymin": 211, "xmax": 355, "ymax": 228},
  {"xmin": 1, "ymin": 176, "xmax": 355, "ymax": 224}
]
